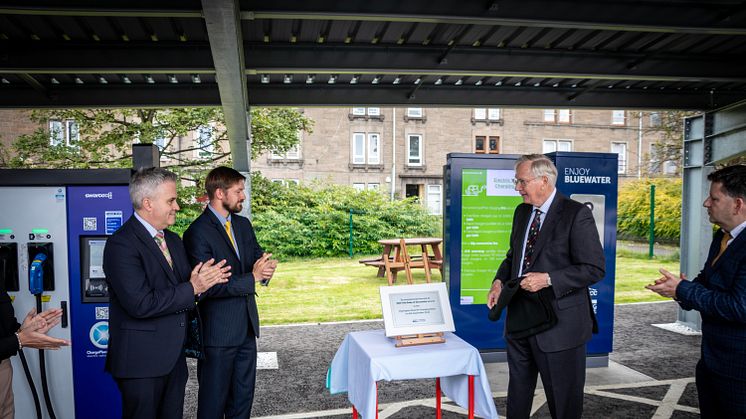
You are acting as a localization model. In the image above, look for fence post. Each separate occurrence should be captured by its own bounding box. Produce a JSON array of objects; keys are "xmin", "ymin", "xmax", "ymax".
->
[
  {"xmin": 349, "ymin": 209, "xmax": 354, "ymax": 258},
  {"xmin": 649, "ymin": 184, "xmax": 656, "ymax": 259}
]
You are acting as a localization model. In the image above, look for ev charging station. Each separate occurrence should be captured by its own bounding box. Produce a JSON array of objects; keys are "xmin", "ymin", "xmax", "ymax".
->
[
  {"xmin": 443, "ymin": 152, "xmax": 618, "ymax": 364},
  {"xmin": 0, "ymin": 169, "xmax": 132, "ymax": 419}
]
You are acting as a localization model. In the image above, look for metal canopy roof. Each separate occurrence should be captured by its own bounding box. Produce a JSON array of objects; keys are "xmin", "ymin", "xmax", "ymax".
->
[{"xmin": 2, "ymin": 0, "xmax": 746, "ymax": 111}]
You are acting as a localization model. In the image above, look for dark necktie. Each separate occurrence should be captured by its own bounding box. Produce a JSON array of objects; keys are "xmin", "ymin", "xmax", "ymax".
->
[{"xmin": 522, "ymin": 209, "xmax": 542, "ymax": 272}]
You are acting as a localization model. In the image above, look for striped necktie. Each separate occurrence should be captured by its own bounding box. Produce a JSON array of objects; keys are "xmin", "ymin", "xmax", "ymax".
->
[
  {"xmin": 225, "ymin": 220, "xmax": 236, "ymax": 249},
  {"xmin": 522, "ymin": 209, "xmax": 542, "ymax": 272},
  {"xmin": 711, "ymin": 232, "xmax": 732, "ymax": 266},
  {"xmin": 154, "ymin": 231, "xmax": 173, "ymax": 268}
]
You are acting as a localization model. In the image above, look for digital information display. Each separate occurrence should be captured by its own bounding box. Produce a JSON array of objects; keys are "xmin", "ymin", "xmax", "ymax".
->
[{"xmin": 459, "ymin": 169, "xmax": 522, "ymax": 305}]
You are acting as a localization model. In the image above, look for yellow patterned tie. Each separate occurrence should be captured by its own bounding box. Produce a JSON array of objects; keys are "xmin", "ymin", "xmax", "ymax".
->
[
  {"xmin": 225, "ymin": 220, "xmax": 236, "ymax": 249},
  {"xmin": 154, "ymin": 232, "xmax": 173, "ymax": 268},
  {"xmin": 711, "ymin": 232, "xmax": 731, "ymax": 266}
]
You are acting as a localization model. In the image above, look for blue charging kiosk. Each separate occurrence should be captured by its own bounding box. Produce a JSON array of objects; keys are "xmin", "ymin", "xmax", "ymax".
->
[{"xmin": 444, "ymin": 152, "xmax": 618, "ymax": 361}]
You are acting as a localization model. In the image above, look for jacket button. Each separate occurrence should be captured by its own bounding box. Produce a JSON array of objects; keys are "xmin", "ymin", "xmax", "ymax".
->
[{"xmin": 180, "ymin": 322, "xmax": 185, "ymax": 327}]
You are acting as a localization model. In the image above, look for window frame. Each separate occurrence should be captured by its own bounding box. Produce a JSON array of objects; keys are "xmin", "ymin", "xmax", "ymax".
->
[{"xmin": 407, "ymin": 134, "xmax": 423, "ymax": 166}]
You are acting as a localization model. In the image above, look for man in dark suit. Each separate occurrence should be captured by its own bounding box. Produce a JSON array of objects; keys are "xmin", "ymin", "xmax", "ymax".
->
[
  {"xmin": 183, "ymin": 166, "xmax": 276, "ymax": 419},
  {"xmin": 103, "ymin": 167, "xmax": 230, "ymax": 419},
  {"xmin": 487, "ymin": 154, "xmax": 605, "ymax": 419},
  {"xmin": 647, "ymin": 164, "xmax": 746, "ymax": 418}
]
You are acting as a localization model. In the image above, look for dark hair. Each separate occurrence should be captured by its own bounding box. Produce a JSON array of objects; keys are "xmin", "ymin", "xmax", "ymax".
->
[
  {"xmin": 205, "ymin": 166, "xmax": 245, "ymax": 200},
  {"xmin": 708, "ymin": 164, "xmax": 746, "ymax": 200},
  {"xmin": 129, "ymin": 167, "xmax": 177, "ymax": 210}
]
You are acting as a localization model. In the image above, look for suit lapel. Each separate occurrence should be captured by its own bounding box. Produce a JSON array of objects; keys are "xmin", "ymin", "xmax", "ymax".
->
[
  {"xmin": 528, "ymin": 193, "xmax": 565, "ymax": 263},
  {"xmin": 204, "ymin": 209, "xmax": 242, "ymax": 269},
  {"xmin": 130, "ymin": 218, "xmax": 179, "ymax": 284},
  {"xmin": 512, "ymin": 205, "xmax": 533, "ymax": 275}
]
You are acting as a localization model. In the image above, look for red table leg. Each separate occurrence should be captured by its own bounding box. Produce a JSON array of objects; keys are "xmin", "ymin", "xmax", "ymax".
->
[
  {"xmin": 376, "ymin": 381, "xmax": 379, "ymax": 419},
  {"xmin": 436, "ymin": 377, "xmax": 442, "ymax": 419},
  {"xmin": 468, "ymin": 375, "xmax": 475, "ymax": 419},
  {"xmin": 352, "ymin": 405, "xmax": 357, "ymax": 419}
]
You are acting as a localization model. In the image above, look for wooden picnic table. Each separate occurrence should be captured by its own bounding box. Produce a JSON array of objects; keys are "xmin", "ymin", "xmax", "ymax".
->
[{"xmin": 359, "ymin": 237, "xmax": 443, "ymax": 285}]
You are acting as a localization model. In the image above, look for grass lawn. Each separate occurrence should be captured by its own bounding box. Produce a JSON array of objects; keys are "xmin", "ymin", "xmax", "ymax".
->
[{"xmin": 257, "ymin": 253, "xmax": 678, "ymax": 325}]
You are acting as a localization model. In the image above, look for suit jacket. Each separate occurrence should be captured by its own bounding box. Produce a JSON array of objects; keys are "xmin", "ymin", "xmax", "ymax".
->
[
  {"xmin": 103, "ymin": 216, "xmax": 196, "ymax": 378},
  {"xmin": 676, "ymin": 228, "xmax": 746, "ymax": 381},
  {"xmin": 495, "ymin": 192, "xmax": 605, "ymax": 352},
  {"xmin": 182, "ymin": 208, "xmax": 264, "ymax": 346},
  {"xmin": 0, "ymin": 290, "xmax": 20, "ymax": 361}
]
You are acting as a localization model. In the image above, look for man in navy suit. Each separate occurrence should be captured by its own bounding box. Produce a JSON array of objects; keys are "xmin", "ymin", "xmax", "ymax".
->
[
  {"xmin": 183, "ymin": 166, "xmax": 277, "ymax": 419},
  {"xmin": 103, "ymin": 167, "xmax": 230, "ymax": 419},
  {"xmin": 647, "ymin": 164, "xmax": 746, "ymax": 418},
  {"xmin": 487, "ymin": 154, "xmax": 605, "ymax": 419}
]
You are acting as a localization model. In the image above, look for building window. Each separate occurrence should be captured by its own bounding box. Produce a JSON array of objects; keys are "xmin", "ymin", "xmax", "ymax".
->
[
  {"xmin": 650, "ymin": 112, "xmax": 661, "ymax": 127},
  {"xmin": 544, "ymin": 109, "xmax": 571, "ymax": 123},
  {"xmin": 474, "ymin": 108, "xmax": 487, "ymax": 121},
  {"xmin": 611, "ymin": 142, "xmax": 627, "ymax": 174},
  {"xmin": 367, "ymin": 183, "xmax": 380, "ymax": 191},
  {"xmin": 351, "ymin": 132, "xmax": 381, "ymax": 165},
  {"xmin": 475, "ymin": 136, "xmax": 486, "ymax": 153},
  {"xmin": 154, "ymin": 126, "xmax": 168, "ymax": 161},
  {"xmin": 407, "ymin": 107, "xmax": 423, "ymax": 118},
  {"xmin": 472, "ymin": 108, "xmax": 501, "ymax": 123},
  {"xmin": 476, "ymin": 136, "xmax": 500, "ymax": 153},
  {"xmin": 427, "ymin": 184, "xmax": 442, "ymax": 215},
  {"xmin": 195, "ymin": 125, "xmax": 213, "ymax": 158},
  {"xmin": 352, "ymin": 183, "xmax": 365, "ymax": 191},
  {"xmin": 611, "ymin": 110, "xmax": 626, "ymax": 125},
  {"xmin": 49, "ymin": 119, "xmax": 79, "ymax": 146},
  {"xmin": 543, "ymin": 139, "xmax": 572, "ymax": 153},
  {"xmin": 270, "ymin": 143, "xmax": 301, "ymax": 160},
  {"xmin": 368, "ymin": 133, "xmax": 380, "ymax": 164},
  {"xmin": 488, "ymin": 108, "xmax": 501, "ymax": 121},
  {"xmin": 352, "ymin": 107, "xmax": 366, "ymax": 116},
  {"xmin": 367, "ymin": 107, "xmax": 380, "ymax": 117},
  {"xmin": 407, "ymin": 134, "xmax": 423, "ymax": 166},
  {"xmin": 272, "ymin": 179, "xmax": 300, "ymax": 187},
  {"xmin": 350, "ymin": 107, "xmax": 383, "ymax": 120}
]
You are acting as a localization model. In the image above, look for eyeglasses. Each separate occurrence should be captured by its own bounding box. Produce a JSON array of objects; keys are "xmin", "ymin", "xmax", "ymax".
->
[{"xmin": 512, "ymin": 177, "xmax": 538, "ymax": 187}]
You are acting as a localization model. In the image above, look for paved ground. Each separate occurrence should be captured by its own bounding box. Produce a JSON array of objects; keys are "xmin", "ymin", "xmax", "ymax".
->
[{"xmin": 183, "ymin": 301, "xmax": 701, "ymax": 418}]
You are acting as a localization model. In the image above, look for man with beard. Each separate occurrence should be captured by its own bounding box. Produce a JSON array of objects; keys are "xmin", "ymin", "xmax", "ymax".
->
[{"xmin": 183, "ymin": 166, "xmax": 277, "ymax": 418}]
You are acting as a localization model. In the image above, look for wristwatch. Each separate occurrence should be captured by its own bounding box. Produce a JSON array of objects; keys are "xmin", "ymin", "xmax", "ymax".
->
[{"xmin": 546, "ymin": 274, "xmax": 552, "ymax": 286}]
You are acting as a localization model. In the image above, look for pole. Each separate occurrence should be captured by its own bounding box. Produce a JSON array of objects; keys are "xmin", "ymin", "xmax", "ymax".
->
[
  {"xmin": 638, "ymin": 111, "xmax": 643, "ymax": 178},
  {"xmin": 349, "ymin": 209, "xmax": 354, "ymax": 258},
  {"xmin": 391, "ymin": 107, "xmax": 397, "ymax": 201},
  {"xmin": 649, "ymin": 184, "xmax": 656, "ymax": 258}
]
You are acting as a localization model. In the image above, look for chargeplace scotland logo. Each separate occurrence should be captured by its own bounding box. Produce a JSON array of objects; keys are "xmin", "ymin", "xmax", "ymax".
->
[{"xmin": 89, "ymin": 321, "xmax": 109, "ymax": 349}]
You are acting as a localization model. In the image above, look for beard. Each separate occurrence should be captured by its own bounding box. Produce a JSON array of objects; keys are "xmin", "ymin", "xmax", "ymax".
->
[{"xmin": 223, "ymin": 200, "xmax": 243, "ymax": 214}]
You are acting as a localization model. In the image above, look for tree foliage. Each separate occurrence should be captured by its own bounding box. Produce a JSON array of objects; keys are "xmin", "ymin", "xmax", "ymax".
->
[
  {"xmin": 642, "ymin": 110, "xmax": 699, "ymax": 176},
  {"xmin": 617, "ymin": 178, "xmax": 682, "ymax": 242},
  {"xmin": 1, "ymin": 107, "xmax": 313, "ymax": 169}
]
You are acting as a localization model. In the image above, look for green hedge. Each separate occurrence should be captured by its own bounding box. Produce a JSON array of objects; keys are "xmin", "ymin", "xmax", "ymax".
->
[
  {"xmin": 617, "ymin": 178, "xmax": 682, "ymax": 242},
  {"xmin": 173, "ymin": 173, "xmax": 439, "ymax": 258}
]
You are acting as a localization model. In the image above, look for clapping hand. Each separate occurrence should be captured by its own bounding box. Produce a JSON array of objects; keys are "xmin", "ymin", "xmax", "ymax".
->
[{"xmin": 190, "ymin": 258, "xmax": 231, "ymax": 294}]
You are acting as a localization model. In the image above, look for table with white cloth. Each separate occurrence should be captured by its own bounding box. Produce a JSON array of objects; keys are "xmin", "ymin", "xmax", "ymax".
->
[{"xmin": 326, "ymin": 329, "xmax": 499, "ymax": 419}]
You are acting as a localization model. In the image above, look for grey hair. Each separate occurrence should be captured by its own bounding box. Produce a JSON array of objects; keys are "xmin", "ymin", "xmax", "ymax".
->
[
  {"xmin": 515, "ymin": 154, "xmax": 558, "ymax": 186},
  {"xmin": 129, "ymin": 167, "xmax": 178, "ymax": 210}
]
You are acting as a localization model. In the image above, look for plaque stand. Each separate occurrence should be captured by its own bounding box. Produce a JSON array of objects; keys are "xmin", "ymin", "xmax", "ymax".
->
[{"xmin": 394, "ymin": 332, "xmax": 445, "ymax": 348}]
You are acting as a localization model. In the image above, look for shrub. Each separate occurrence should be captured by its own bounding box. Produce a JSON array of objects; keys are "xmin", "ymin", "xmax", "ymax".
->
[
  {"xmin": 617, "ymin": 178, "xmax": 682, "ymax": 242},
  {"xmin": 251, "ymin": 174, "xmax": 438, "ymax": 258}
]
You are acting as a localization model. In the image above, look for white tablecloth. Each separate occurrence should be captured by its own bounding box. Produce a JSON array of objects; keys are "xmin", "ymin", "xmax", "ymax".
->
[{"xmin": 326, "ymin": 329, "xmax": 499, "ymax": 419}]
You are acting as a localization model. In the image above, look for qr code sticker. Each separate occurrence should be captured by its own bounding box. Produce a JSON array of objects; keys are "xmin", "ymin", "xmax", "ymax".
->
[
  {"xmin": 83, "ymin": 217, "xmax": 97, "ymax": 231},
  {"xmin": 95, "ymin": 307, "xmax": 109, "ymax": 320}
]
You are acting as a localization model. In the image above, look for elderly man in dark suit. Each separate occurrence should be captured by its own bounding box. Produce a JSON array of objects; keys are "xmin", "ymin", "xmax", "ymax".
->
[
  {"xmin": 647, "ymin": 164, "xmax": 746, "ymax": 418},
  {"xmin": 487, "ymin": 154, "xmax": 605, "ymax": 419},
  {"xmin": 183, "ymin": 166, "xmax": 276, "ymax": 419},
  {"xmin": 103, "ymin": 167, "xmax": 230, "ymax": 419}
]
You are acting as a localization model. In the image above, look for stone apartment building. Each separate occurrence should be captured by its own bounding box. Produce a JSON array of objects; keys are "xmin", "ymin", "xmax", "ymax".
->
[
  {"xmin": 1, "ymin": 107, "xmax": 669, "ymax": 215},
  {"xmin": 254, "ymin": 107, "xmax": 669, "ymax": 215}
]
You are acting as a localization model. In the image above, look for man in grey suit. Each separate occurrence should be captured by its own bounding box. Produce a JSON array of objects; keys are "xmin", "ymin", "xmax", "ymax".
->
[
  {"xmin": 183, "ymin": 166, "xmax": 277, "ymax": 419},
  {"xmin": 487, "ymin": 154, "xmax": 605, "ymax": 419}
]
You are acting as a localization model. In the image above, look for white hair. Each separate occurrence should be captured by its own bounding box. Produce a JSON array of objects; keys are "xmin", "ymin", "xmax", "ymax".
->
[
  {"xmin": 129, "ymin": 167, "xmax": 177, "ymax": 210},
  {"xmin": 515, "ymin": 154, "xmax": 558, "ymax": 186}
]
